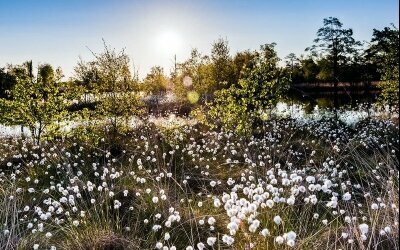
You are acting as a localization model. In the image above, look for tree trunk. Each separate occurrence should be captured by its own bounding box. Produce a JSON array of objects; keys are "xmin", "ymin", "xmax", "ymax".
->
[
  {"xmin": 333, "ymin": 52, "xmax": 339, "ymax": 123},
  {"xmin": 30, "ymin": 128, "xmax": 35, "ymax": 144},
  {"xmin": 366, "ymin": 80, "xmax": 371, "ymax": 118},
  {"xmin": 20, "ymin": 125, "xmax": 25, "ymax": 140},
  {"xmin": 37, "ymin": 124, "xmax": 42, "ymax": 145}
]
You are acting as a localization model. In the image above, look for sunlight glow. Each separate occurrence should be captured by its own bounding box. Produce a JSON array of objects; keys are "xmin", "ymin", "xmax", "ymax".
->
[{"xmin": 155, "ymin": 30, "xmax": 183, "ymax": 56}]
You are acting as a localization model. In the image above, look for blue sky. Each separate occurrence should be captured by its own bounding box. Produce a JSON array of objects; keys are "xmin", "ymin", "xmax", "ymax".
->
[{"xmin": 0, "ymin": 0, "xmax": 398, "ymax": 78}]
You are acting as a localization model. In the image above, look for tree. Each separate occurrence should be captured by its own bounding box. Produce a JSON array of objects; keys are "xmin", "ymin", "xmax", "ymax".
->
[
  {"xmin": 283, "ymin": 53, "xmax": 303, "ymax": 83},
  {"xmin": 284, "ymin": 53, "xmax": 299, "ymax": 71},
  {"xmin": 232, "ymin": 50, "xmax": 257, "ymax": 84},
  {"xmin": 0, "ymin": 63, "xmax": 68, "ymax": 144},
  {"xmin": 209, "ymin": 43, "xmax": 290, "ymax": 134},
  {"xmin": 300, "ymin": 57, "xmax": 319, "ymax": 82},
  {"xmin": 174, "ymin": 48, "xmax": 214, "ymax": 102},
  {"xmin": 143, "ymin": 66, "xmax": 168, "ymax": 95},
  {"xmin": 307, "ymin": 17, "xmax": 361, "ymax": 111},
  {"xmin": 211, "ymin": 38, "xmax": 234, "ymax": 90},
  {"xmin": 0, "ymin": 67, "xmax": 17, "ymax": 99},
  {"xmin": 316, "ymin": 57, "xmax": 333, "ymax": 82},
  {"xmin": 74, "ymin": 41, "xmax": 143, "ymax": 134},
  {"xmin": 142, "ymin": 66, "xmax": 169, "ymax": 111},
  {"xmin": 366, "ymin": 25, "xmax": 399, "ymax": 110},
  {"xmin": 73, "ymin": 58, "xmax": 99, "ymax": 104}
]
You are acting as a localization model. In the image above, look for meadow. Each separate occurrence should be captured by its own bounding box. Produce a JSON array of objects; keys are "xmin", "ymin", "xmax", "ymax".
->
[
  {"xmin": 0, "ymin": 103, "xmax": 398, "ymax": 250},
  {"xmin": 0, "ymin": 13, "xmax": 398, "ymax": 249}
]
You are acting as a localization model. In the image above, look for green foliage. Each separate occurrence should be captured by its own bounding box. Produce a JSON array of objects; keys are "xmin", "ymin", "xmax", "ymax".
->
[
  {"xmin": 170, "ymin": 74, "xmax": 188, "ymax": 102},
  {"xmin": 73, "ymin": 41, "xmax": 143, "ymax": 134},
  {"xmin": 316, "ymin": 98, "xmax": 334, "ymax": 109},
  {"xmin": 0, "ymin": 67, "xmax": 17, "ymax": 99},
  {"xmin": 0, "ymin": 63, "xmax": 68, "ymax": 143},
  {"xmin": 208, "ymin": 43, "xmax": 290, "ymax": 134},
  {"xmin": 73, "ymin": 59, "xmax": 99, "ymax": 96},
  {"xmin": 174, "ymin": 43, "xmax": 258, "ymax": 104},
  {"xmin": 307, "ymin": 17, "xmax": 361, "ymax": 71},
  {"xmin": 378, "ymin": 67, "xmax": 399, "ymax": 110},
  {"xmin": 300, "ymin": 57, "xmax": 320, "ymax": 82},
  {"xmin": 173, "ymin": 49, "xmax": 214, "ymax": 103},
  {"xmin": 366, "ymin": 25, "xmax": 399, "ymax": 109},
  {"xmin": 316, "ymin": 57, "xmax": 333, "ymax": 81},
  {"xmin": 232, "ymin": 50, "xmax": 257, "ymax": 83},
  {"xmin": 142, "ymin": 66, "xmax": 168, "ymax": 95},
  {"xmin": 306, "ymin": 17, "xmax": 362, "ymax": 111},
  {"xmin": 211, "ymin": 38, "xmax": 235, "ymax": 89}
]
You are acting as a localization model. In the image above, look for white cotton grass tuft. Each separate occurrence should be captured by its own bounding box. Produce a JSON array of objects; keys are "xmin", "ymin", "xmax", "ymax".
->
[
  {"xmin": 359, "ymin": 223, "xmax": 369, "ymax": 235},
  {"xmin": 342, "ymin": 192, "xmax": 351, "ymax": 201},
  {"xmin": 273, "ymin": 215, "xmax": 282, "ymax": 225},
  {"xmin": 0, "ymin": 105, "xmax": 398, "ymax": 250},
  {"xmin": 275, "ymin": 236, "xmax": 284, "ymax": 244},
  {"xmin": 207, "ymin": 237, "xmax": 217, "ymax": 246}
]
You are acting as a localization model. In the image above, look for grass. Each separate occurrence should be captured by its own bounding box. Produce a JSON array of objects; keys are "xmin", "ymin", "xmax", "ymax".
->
[{"xmin": 0, "ymin": 115, "xmax": 398, "ymax": 249}]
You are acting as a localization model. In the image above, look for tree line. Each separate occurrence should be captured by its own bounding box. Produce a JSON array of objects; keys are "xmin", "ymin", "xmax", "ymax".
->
[{"xmin": 0, "ymin": 17, "xmax": 398, "ymax": 140}]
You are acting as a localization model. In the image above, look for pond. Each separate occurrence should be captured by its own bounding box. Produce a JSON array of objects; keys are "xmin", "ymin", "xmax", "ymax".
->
[{"xmin": 0, "ymin": 102, "xmax": 397, "ymax": 138}]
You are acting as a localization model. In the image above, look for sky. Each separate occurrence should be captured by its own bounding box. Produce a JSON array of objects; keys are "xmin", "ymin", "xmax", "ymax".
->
[{"xmin": 0, "ymin": 0, "xmax": 398, "ymax": 79}]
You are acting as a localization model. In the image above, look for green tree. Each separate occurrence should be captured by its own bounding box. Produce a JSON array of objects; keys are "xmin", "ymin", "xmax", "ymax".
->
[
  {"xmin": 143, "ymin": 66, "xmax": 168, "ymax": 95},
  {"xmin": 284, "ymin": 53, "xmax": 299, "ymax": 71},
  {"xmin": 0, "ymin": 63, "xmax": 67, "ymax": 144},
  {"xmin": 283, "ymin": 53, "xmax": 303, "ymax": 83},
  {"xmin": 175, "ymin": 49, "xmax": 214, "ymax": 102},
  {"xmin": 307, "ymin": 17, "xmax": 361, "ymax": 110},
  {"xmin": 209, "ymin": 43, "xmax": 290, "ymax": 134},
  {"xmin": 366, "ymin": 25, "xmax": 399, "ymax": 110},
  {"xmin": 73, "ymin": 59, "xmax": 99, "ymax": 104},
  {"xmin": 316, "ymin": 57, "xmax": 333, "ymax": 82},
  {"xmin": 75, "ymin": 41, "xmax": 143, "ymax": 134},
  {"xmin": 211, "ymin": 38, "xmax": 234, "ymax": 90},
  {"xmin": 0, "ymin": 67, "xmax": 17, "ymax": 99},
  {"xmin": 300, "ymin": 57, "xmax": 319, "ymax": 82},
  {"xmin": 232, "ymin": 50, "xmax": 257, "ymax": 84},
  {"xmin": 142, "ymin": 66, "xmax": 169, "ymax": 111}
]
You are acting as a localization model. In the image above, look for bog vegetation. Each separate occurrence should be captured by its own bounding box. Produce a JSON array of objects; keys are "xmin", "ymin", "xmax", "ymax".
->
[{"xmin": 0, "ymin": 17, "xmax": 399, "ymax": 250}]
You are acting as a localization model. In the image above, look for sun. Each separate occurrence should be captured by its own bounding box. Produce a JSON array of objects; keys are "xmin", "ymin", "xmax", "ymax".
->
[{"xmin": 155, "ymin": 30, "xmax": 183, "ymax": 56}]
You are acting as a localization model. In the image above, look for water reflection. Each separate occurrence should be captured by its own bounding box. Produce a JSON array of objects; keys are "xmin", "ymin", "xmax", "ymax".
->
[{"xmin": 1, "ymin": 102, "xmax": 397, "ymax": 138}]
